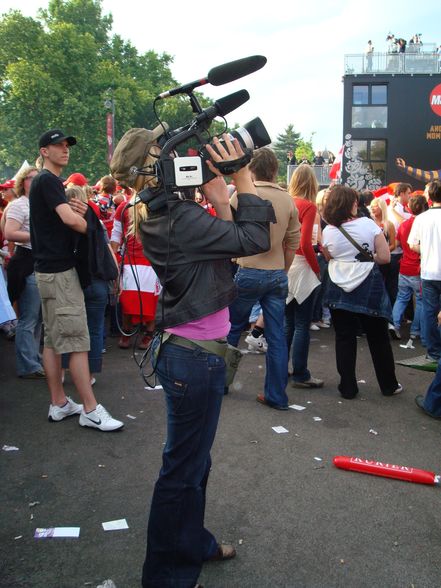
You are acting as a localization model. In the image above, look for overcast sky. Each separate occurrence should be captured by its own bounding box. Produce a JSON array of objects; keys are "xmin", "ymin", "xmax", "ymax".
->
[{"xmin": 1, "ymin": 0, "xmax": 440, "ymax": 153}]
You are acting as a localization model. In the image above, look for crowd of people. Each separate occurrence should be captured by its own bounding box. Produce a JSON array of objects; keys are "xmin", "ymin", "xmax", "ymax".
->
[
  {"xmin": 1, "ymin": 127, "xmax": 441, "ymax": 587},
  {"xmin": 363, "ymin": 34, "xmax": 441, "ymax": 73}
]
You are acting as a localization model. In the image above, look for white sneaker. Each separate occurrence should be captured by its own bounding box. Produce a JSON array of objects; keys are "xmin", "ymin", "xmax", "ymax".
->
[
  {"xmin": 79, "ymin": 404, "xmax": 124, "ymax": 431},
  {"xmin": 316, "ymin": 320, "xmax": 331, "ymax": 328},
  {"xmin": 245, "ymin": 333, "xmax": 268, "ymax": 352},
  {"xmin": 48, "ymin": 397, "xmax": 83, "ymax": 422},
  {"xmin": 310, "ymin": 323, "xmax": 320, "ymax": 331}
]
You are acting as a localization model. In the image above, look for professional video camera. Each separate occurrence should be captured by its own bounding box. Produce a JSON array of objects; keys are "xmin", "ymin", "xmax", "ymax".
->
[{"xmin": 119, "ymin": 55, "xmax": 272, "ymax": 210}]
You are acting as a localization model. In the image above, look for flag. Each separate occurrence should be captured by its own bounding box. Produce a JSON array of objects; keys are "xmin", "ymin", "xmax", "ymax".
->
[{"xmin": 329, "ymin": 145, "xmax": 343, "ymax": 180}]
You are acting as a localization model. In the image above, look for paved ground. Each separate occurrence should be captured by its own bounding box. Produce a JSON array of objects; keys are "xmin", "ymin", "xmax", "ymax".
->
[{"xmin": 1, "ymin": 325, "xmax": 440, "ymax": 588}]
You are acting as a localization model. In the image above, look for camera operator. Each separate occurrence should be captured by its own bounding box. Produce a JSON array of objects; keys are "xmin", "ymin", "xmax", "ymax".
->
[{"xmin": 139, "ymin": 135, "xmax": 275, "ymax": 588}]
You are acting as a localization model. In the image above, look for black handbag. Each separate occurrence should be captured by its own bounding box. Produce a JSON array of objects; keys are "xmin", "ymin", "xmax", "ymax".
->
[{"xmin": 337, "ymin": 226, "xmax": 374, "ymax": 263}]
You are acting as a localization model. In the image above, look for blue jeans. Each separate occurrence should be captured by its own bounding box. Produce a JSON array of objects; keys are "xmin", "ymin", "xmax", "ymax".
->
[
  {"xmin": 142, "ymin": 338, "xmax": 225, "ymax": 588},
  {"xmin": 62, "ymin": 278, "xmax": 108, "ymax": 372},
  {"xmin": 227, "ymin": 268, "xmax": 289, "ymax": 407},
  {"xmin": 15, "ymin": 273, "xmax": 43, "ymax": 375},
  {"xmin": 421, "ymin": 279, "xmax": 441, "ymax": 360},
  {"xmin": 392, "ymin": 274, "xmax": 424, "ymax": 337},
  {"xmin": 423, "ymin": 358, "xmax": 441, "ymax": 417},
  {"xmin": 285, "ymin": 288, "xmax": 317, "ymax": 383}
]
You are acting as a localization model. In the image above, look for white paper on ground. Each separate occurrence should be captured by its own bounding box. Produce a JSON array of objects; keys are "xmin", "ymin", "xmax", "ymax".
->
[
  {"xmin": 34, "ymin": 527, "xmax": 80, "ymax": 538},
  {"xmin": 102, "ymin": 519, "xmax": 129, "ymax": 531},
  {"xmin": 289, "ymin": 404, "xmax": 306, "ymax": 411},
  {"xmin": 314, "ymin": 457, "xmax": 322, "ymax": 461},
  {"xmin": 144, "ymin": 385, "xmax": 163, "ymax": 390},
  {"xmin": 126, "ymin": 415, "xmax": 136, "ymax": 420},
  {"xmin": 2, "ymin": 445, "xmax": 19, "ymax": 451},
  {"xmin": 369, "ymin": 429, "xmax": 379, "ymax": 435},
  {"xmin": 313, "ymin": 416, "xmax": 322, "ymax": 422},
  {"xmin": 357, "ymin": 379, "xmax": 366, "ymax": 384},
  {"xmin": 272, "ymin": 426, "xmax": 289, "ymax": 434}
]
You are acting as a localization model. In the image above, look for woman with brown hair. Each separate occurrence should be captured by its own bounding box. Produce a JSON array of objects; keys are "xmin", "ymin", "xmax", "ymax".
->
[
  {"xmin": 286, "ymin": 165, "xmax": 324, "ymax": 388},
  {"xmin": 4, "ymin": 166, "xmax": 43, "ymax": 377},
  {"xmin": 321, "ymin": 185, "xmax": 401, "ymax": 399}
]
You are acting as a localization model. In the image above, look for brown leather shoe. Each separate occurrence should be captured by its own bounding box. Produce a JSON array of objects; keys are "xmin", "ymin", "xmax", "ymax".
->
[{"xmin": 208, "ymin": 543, "xmax": 236, "ymax": 561}]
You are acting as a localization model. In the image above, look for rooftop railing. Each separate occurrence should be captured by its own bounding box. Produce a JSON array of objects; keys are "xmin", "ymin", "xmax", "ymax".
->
[
  {"xmin": 287, "ymin": 164, "xmax": 332, "ymax": 186},
  {"xmin": 345, "ymin": 48, "xmax": 440, "ymax": 75}
]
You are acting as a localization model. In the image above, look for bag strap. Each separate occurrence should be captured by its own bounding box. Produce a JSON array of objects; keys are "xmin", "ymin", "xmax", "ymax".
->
[{"xmin": 337, "ymin": 225, "xmax": 374, "ymax": 262}]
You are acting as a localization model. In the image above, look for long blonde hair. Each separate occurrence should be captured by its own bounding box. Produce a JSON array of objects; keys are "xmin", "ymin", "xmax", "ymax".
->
[
  {"xmin": 288, "ymin": 165, "xmax": 319, "ymax": 201},
  {"xmin": 370, "ymin": 197, "xmax": 389, "ymax": 237},
  {"xmin": 128, "ymin": 197, "xmax": 149, "ymax": 237}
]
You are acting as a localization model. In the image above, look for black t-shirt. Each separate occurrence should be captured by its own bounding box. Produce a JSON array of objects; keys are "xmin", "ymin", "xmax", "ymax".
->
[{"xmin": 29, "ymin": 169, "xmax": 75, "ymax": 273}]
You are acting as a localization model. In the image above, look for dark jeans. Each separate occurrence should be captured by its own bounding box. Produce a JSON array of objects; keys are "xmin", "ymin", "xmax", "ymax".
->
[
  {"xmin": 386, "ymin": 253, "xmax": 402, "ymax": 306},
  {"xmin": 312, "ymin": 253, "xmax": 329, "ymax": 323},
  {"xmin": 142, "ymin": 339, "xmax": 225, "ymax": 588},
  {"xmin": 62, "ymin": 278, "xmax": 108, "ymax": 372},
  {"xmin": 421, "ymin": 279, "xmax": 441, "ymax": 360},
  {"xmin": 330, "ymin": 308, "xmax": 398, "ymax": 398},
  {"xmin": 423, "ymin": 358, "xmax": 441, "ymax": 416},
  {"xmin": 285, "ymin": 289, "xmax": 317, "ymax": 383}
]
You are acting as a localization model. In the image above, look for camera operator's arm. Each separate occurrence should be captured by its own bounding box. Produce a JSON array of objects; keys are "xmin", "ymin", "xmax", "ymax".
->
[{"xmin": 201, "ymin": 177, "xmax": 233, "ymax": 221}]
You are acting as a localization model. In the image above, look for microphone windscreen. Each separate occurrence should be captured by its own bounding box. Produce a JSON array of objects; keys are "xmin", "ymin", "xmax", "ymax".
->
[
  {"xmin": 215, "ymin": 90, "xmax": 250, "ymax": 117},
  {"xmin": 208, "ymin": 55, "xmax": 267, "ymax": 86}
]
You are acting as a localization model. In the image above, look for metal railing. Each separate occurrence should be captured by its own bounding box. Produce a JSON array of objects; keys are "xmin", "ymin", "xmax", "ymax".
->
[
  {"xmin": 345, "ymin": 51, "xmax": 440, "ymax": 75},
  {"xmin": 287, "ymin": 164, "xmax": 332, "ymax": 186}
]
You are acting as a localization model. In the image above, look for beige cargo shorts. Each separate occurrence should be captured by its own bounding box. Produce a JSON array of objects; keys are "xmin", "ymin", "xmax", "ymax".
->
[{"xmin": 35, "ymin": 267, "xmax": 90, "ymax": 354}]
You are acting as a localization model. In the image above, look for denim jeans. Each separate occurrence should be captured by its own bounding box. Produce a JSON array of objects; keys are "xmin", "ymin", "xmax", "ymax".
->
[
  {"xmin": 421, "ymin": 279, "xmax": 441, "ymax": 360},
  {"xmin": 386, "ymin": 253, "xmax": 402, "ymax": 306},
  {"xmin": 142, "ymin": 338, "xmax": 225, "ymax": 588},
  {"xmin": 15, "ymin": 273, "xmax": 43, "ymax": 375},
  {"xmin": 227, "ymin": 268, "xmax": 289, "ymax": 407},
  {"xmin": 285, "ymin": 288, "xmax": 317, "ymax": 383},
  {"xmin": 423, "ymin": 358, "xmax": 441, "ymax": 417},
  {"xmin": 62, "ymin": 278, "xmax": 108, "ymax": 372},
  {"xmin": 392, "ymin": 274, "xmax": 424, "ymax": 336},
  {"xmin": 312, "ymin": 253, "xmax": 329, "ymax": 323}
]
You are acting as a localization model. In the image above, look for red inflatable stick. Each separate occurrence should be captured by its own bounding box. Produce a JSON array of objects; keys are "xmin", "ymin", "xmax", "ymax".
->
[{"xmin": 333, "ymin": 456, "xmax": 440, "ymax": 486}]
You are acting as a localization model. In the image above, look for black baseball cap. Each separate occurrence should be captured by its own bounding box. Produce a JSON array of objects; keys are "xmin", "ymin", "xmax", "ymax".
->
[{"xmin": 38, "ymin": 129, "xmax": 77, "ymax": 148}]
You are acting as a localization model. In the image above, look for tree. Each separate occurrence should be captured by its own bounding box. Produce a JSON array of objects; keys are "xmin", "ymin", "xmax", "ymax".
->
[
  {"xmin": 295, "ymin": 138, "xmax": 315, "ymax": 164},
  {"xmin": 0, "ymin": 0, "xmax": 217, "ymax": 181},
  {"xmin": 272, "ymin": 124, "xmax": 301, "ymax": 180}
]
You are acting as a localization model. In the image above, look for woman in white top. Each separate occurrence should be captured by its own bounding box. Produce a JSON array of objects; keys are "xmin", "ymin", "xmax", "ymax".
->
[
  {"xmin": 321, "ymin": 185, "xmax": 401, "ymax": 399},
  {"xmin": 4, "ymin": 166, "xmax": 44, "ymax": 378}
]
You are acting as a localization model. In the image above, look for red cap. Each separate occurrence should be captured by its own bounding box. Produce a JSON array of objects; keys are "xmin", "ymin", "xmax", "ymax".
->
[
  {"xmin": 0, "ymin": 179, "xmax": 15, "ymax": 189},
  {"xmin": 63, "ymin": 172, "xmax": 88, "ymax": 187}
]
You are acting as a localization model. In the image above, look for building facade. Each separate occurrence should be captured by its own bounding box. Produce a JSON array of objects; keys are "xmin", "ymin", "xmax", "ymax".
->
[{"xmin": 342, "ymin": 49, "xmax": 441, "ymax": 190}]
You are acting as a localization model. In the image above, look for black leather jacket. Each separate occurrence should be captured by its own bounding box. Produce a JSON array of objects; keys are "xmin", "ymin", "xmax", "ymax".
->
[{"xmin": 140, "ymin": 193, "xmax": 275, "ymax": 329}]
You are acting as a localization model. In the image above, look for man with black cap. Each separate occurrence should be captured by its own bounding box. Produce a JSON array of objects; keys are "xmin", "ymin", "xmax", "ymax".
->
[{"xmin": 29, "ymin": 129, "xmax": 123, "ymax": 432}]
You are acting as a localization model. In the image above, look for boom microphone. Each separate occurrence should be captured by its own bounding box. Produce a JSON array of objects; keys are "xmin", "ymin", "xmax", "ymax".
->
[
  {"xmin": 207, "ymin": 55, "xmax": 267, "ymax": 86},
  {"xmin": 156, "ymin": 55, "xmax": 267, "ymax": 99}
]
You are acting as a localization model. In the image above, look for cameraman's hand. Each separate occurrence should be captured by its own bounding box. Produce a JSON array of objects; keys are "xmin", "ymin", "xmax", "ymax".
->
[{"xmin": 205, "ymin": 134, "xmax": 256, "ymax": 197}]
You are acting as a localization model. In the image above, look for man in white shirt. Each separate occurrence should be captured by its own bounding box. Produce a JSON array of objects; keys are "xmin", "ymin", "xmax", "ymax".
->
[
  {"xmin": 408, "ymin": 180, "xmax": 441, "ymax": 360},
  {"xmin": 387, "ymin": 182, "xmax": 412, "ymax": 306}
]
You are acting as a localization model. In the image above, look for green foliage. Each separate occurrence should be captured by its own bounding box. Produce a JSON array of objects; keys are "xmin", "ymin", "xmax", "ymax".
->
[
  {"xmin": 295, "ymin": 138, "xmax": 315, "ymax": 163},
  {"xmin": 272, "ymin": 124, "xmax": 301, "ymax": 181},
  {"xmin": 0, "ymin": 0, "xmax": 218, "ymax": 181}
]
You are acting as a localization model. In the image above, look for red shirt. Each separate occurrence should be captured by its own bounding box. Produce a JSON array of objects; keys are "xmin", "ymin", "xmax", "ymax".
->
[
  {"xmin": 293, "ymin": 197, "xmax": 320, "ymax": 274},
  {"xmin": 113, "ymin": 201, "xmax": 149, "ymax": 265},
  {"xmin": 396, "ymin": 216, "xmax": 420, "ymax": 276}
]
